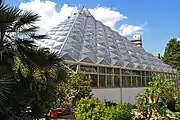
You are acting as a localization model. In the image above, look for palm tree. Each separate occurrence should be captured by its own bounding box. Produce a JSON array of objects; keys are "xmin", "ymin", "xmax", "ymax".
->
[{"xmin": 0, "ymin": 0, "xmax": 67, "ymax": 119}]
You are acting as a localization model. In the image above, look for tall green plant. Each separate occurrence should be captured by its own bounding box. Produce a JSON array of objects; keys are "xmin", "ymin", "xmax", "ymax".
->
[
  {"xmin": 163, "ymin": 38, "xmax": 180, "ymax": 71},
  {"xmin": 0, "ymin": 0, "xmax": 68, "ymax": 119},
  {"xmin": 54, "ymin": 72, "xmax": 92, "ymax": 113},
  {"xmin": 135, "ymin": 76, "xmax": 176, "ymax": 119}
]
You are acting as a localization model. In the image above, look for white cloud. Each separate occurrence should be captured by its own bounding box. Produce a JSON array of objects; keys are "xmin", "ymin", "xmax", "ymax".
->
[
  {"xmin": 119, "ymin": 24, "xmax": 143, "ymax": 36},
  {"xmin": 19, "ymin": 0, "xmax": 144, "ymax": 36},
  {"xmin": 89, "ymin": 7, "xmax": 127, "ymax": 28},
  {"xmin": 19, "ymin": 0, "xmax": 77, "ymax": 33}
]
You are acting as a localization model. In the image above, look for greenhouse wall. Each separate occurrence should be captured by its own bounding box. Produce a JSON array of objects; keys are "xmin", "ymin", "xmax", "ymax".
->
[
  {"xmin": 92, "ymin": 88, "xmax": 121, "ymax": 103},
  {"xmin": 121, "ymin": 87, "xmax": 145, "ymax": 104},
  {"xmin": 92, "ymin": 87, "xmax": 145, "ymax": 104}
]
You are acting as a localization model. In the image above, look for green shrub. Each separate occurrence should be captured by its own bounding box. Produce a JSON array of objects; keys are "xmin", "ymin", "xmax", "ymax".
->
[
  {"xmin": 76, "ymin": 98, "xmax": 133, "ymax": 120},
  {"xmin": 174, "ymin": 113, "xmax": 180, "ymax": 120},
  {"xmin": 104, "ymin": 100, "xmax": 117, "ymax": 107},
  {"xmin": 76, "ymin": 98, "xmax": 106, "ymax": 120},
  {"xmin": 113, "ymin": 104, "xmax": 133, "ymax": 120},
  {"xmin": 135, "ymin": 76, "xmax": 176, "ymax": 119},
  {"xmin": 175, "ymin": 100, "xmax": 180, "ymax": 112},
  {"xmin": 54, "ymin": 72, "xmax": 92, "ymax": 113}
]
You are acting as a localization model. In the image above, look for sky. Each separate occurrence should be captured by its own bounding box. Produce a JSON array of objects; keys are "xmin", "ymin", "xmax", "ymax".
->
[{"xmin": 5, "ymin": 0, "xmax": 180, "ymax": 55}]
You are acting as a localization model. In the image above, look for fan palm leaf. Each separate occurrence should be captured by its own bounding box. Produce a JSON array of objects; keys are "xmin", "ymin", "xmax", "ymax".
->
[
  {"xmin": 0, "ymin": 0, "xmax": 67, "ymax": 119},
  {"xmin": 0, "ymin": 72, "xmax": 14, "ymax": 100}
]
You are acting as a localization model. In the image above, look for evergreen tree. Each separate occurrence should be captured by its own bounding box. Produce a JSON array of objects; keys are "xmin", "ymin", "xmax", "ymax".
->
[{"xmin": 163, "ymin": 38, "xmax": 180, "ymax": 72}]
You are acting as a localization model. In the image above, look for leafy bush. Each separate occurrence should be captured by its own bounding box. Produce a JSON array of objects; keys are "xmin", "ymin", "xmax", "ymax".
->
[
  {"xmin": 113, "ymin": 104, "xmax": 133, "ymax": 120},
  {"xmin": 76, "ymin": 98, "xmax": 106, "ymax": 120},
  {"xmin": 104, "ymin": 100, "xmax": 117, "ymax": 107},
  {"xmin": 54, "ymin": 72, "xmax": 92, "ymax": 113},
  {"xmin": 175, "ymin": 100, "xmax": 180, "ymax": 112},
  {"xmin": 174, "ymin": 113, "xmax": 180, "ymax": 120},
  {"xmin": 76, "ymin": 98, "xmax": 133, "ymax": 120},
  {"xmin": 135, "ymin": 76, "xmax": 177, "ymax": 119}
]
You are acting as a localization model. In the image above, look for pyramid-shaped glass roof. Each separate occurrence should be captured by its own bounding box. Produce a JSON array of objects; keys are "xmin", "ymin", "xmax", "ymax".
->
[{"xmin": 36, "ymin": 7, "xmax": 175, "ymax": 73}]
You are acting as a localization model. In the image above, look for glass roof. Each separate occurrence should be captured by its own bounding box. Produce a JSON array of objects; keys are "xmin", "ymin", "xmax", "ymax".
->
[{"xmin": 35, "ymin": 7, "xmax": 176, "ymax": 73}]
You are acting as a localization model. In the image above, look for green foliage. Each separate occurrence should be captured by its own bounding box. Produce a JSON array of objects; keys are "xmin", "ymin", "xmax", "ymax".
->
[
  {"xmin": 54, "ymin": 72, "xmax": 92, "ymax": 113},
  {"xmin": 173, "ymin": 113, "xmax": 180, "ymax": 120},
  {"xmin": 135, "ymin": 76, "xmax": 176, "ymax": 119},
  {"xmin": 113, "ymin": 104, "xmax": 133, "ymax": 120},
  {"xmin": 104, "ymin": 100, "xmax": 117, "ymax": 107},
  {"xmin": 0, "ymin": 0, "xmax": 68, "ymax": 119},
  {"xmin": 76, "ymin": 98, "xmax": 133, "ymax": 120},
  {"xmin": 68, "ymin": 72, "xmax": 92, "ymax": 106},
  {"xmin": 163, "ymin": 38, "xmax": 180, "ymax": 71},
  {"xmin": 76, "ymin": 98, "xmax": 106, "ymax": 120},
  {"xmin": 175, "ymin": 100, "xmax": 180, "ymax": 111},
  {"xmin": 0, "ymin": 72, "xmax": 14, "ymax": 100}
]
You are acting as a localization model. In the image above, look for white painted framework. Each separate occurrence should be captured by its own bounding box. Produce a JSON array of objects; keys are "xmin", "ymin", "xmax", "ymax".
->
[{"xmin": 64, "ymin": 61, "xmax": 179, "ymax": 88}]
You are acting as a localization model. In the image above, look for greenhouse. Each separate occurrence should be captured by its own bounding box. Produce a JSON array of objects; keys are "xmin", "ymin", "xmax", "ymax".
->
[{"xmin": 36, "ymin": 7, "xmax": 179, "ymax": 103}]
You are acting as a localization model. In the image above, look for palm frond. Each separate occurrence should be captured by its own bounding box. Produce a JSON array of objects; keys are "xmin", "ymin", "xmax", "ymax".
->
[
  {"xmin": 0, "ymin": 0, "xmax": 7, "ymax": 11},
  {"xmin": 15, "ymin": 39, "xmax": 37, "ymax": 49},
  {"xmin": 0, "ymin": 73, "xmax": 14, "ymax": 100},
  {"xmin": 18, "ymin": 26, "xmax": 39, "ymax": 34},
  {"xmin": 13, "ymin": 56, "xmax": 30, "ymax": 78},
  {"xmin": 13, "ymin": 11, "xmax": 40, "ymax": 33},
  {"xmin": 1, "ymin": 5, "xmax": 21, "ymax": 24},
  {"xmin": 30, "ymin": 34, "xmax": 48, "ymax": 39},
  {"xmin": 0, "ymin": 0, "xmax": 3, "ymax": 5},
  {"xmin": 0, "ymin": 5, "xmax": 21, "ymax": 41},
  {"xmin": 32, "ymin": 48, "xmax": 61, "ymax": 68},
  {"xmin": 0, "ymin": 0, "xmax": 4, "ymax": 9}
]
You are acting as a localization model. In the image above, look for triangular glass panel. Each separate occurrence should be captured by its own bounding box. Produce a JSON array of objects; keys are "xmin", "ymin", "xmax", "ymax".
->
[
  {"xmin": 61, "ymin": 53, "xmax": 77, "ymax": 61},
  {"xmin": 81, "ymin": 57, "xmax": 95, "ymax": 63}
]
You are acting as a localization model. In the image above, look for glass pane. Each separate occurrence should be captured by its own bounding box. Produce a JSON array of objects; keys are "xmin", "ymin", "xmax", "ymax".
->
[
  {"xmin": 114, "ymin": 76, "xmax": 120, "ymax": 87},
  {"xmin": 99, "ymin": 67, "xmax": 105, "ymax": 73},
  {"xmin": 132, "ymin": 76, "xmax": 136, "ymax": 87},
  {"xmin": 90, "ymin": 74, "xmax": 97, "ymax": 87},
  {"xmin": 167, "ymin": 74, "xmax": 171, "ymax": 79},
  {"xmin": 146, "ymin": 77, "xmax": 149, "ymax": 86},
  {"xmin": 142, "ymin": 77, "xmax": 146, "ymax": 87},
  {"xmin": 165, "ymin": 73, "xmax": 169, "ymax": 79},
  {"xmin": 161, "ymin": 73, "xmax": 164, "ymax": 77},
  {"xmin": 142, "ymin": 71, "xmax": 146, "ymax": 76},
  {"xmin": 132, "ymin": 70, "xmax": 140, "ymax": 76},
  {"xmin": 137, "ymin": 77, "xmax": 141, "ymax": 87},
  {"xmin": 122, "ymin": 69, "xmax": 131, "ymax": 75},
  {"xmin": 150, "ymin": 77, "xmax": 153, "ymax": 82},
  {"xmin": 127, "ymin": 76, "xmax": 131, "ymax": 87},
  {"xmin": 80, "ymin": 65, "xmax": 97, "ymax": 72},
  {"xmin": 92, "ymin": 66, "xmax": 97, "ymax": 72},
  {"xmin": 99, "ymin": 75, "xmax": 105, "ymax": 87},
  {"xmin": 114, "ymin": 68, "xmax": 119, "ymax": 74},
  {"xmin": 155, "ymin": 72, "xmax": 158, "ymax": 76},
  {"xmin": 107, "ymin": 75, "xmax": 112, "ymax": 87},
  {"xmin": 122, "ymin": 76, "xmax": 126, "ymax": 87},
  {"xmin": 107, "ymin": 68, "xmax": 112, "ymax": 74},
  {"xmin": 146, "ymin": 71, "xmax": 150, "ymax": 76}
]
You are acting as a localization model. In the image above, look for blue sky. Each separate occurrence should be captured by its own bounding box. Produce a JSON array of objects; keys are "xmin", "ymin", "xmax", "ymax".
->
[{"xmin": 6, "ymin": 0, "xmax": 180, "ymax": 55}]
